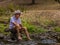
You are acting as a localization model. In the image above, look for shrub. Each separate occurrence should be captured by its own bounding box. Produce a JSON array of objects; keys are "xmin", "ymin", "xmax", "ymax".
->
[
  {"xmin": 22, "ymin": 20, "xmax": 47, "ymax": 33},
  {"xmin": 54, "ymin": 27, "xmax": 60, "ymax": 32},
  {"xmin": 7, "ymin": 3, "xmax": 15, "ymax": 12},
  {"xmin": 0, "ymin": 7, "xmax": 6, "ymax": 15}
]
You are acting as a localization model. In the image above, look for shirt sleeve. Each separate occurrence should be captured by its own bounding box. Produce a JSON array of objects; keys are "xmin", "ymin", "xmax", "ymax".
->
[
  {"xmin": 10, "ymin": 17, "xmax": 15, "ymax": 23},
  {"xmin": 18, "ymin": 19, "xmax": 21, "ymax": 24}
]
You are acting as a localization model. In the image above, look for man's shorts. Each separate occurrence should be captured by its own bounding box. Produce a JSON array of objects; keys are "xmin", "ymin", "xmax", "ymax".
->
[
  {"xmin": 10, "ymin": 28, "xmax": 17, "ymax": 34},
  {"xmin": 10, "ymin": 27, "xmax": 24, "ymax": 34}
]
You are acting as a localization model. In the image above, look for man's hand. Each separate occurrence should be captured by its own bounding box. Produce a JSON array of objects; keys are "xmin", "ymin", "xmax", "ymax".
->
[
  {"xmin": 19, "ymin": 24, "xmax": 23, "ymax": 27},
  {"xmin": 16, "ymin": 24, "xmax": 22, "ymax": 29},
  {"xmin": 12, "ymin": 22, "xmax": 22, "ymax": 29}
]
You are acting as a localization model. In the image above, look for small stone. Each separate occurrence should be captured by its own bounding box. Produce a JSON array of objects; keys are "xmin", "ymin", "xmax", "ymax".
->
[{"xmin": 0, "ymin": 33, "xmax": 4, "ymax": 39}]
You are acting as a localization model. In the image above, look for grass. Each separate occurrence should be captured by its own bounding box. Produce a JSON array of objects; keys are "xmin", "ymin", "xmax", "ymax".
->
[
  {"xmin": 0, "ymin": 10, "xmax": 60, "ymax": 34},
  {"xmin": 0, "ymin": 16, "xmax": 47, "ymax": 34},
  {"xmin": 0, "ymin": 23, "xmax": 47, "ymax": 34},
  {"xmin": 0, "ymin": 0, "xmax": 60, "ymax": 40},
  {"xmin": 22, "ymin": 19, "xmax": 47, "ymax": 33},
  {"xmin": 0, "ymin": 24, "xmax": 7, "ymax": 33},
  {"xmin": 54, "ymin": 27, "xmax": 60, "ymax": 32}
]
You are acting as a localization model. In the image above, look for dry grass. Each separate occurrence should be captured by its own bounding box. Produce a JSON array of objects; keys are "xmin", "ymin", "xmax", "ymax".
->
[
  {"xmin": 0, "ymin": 10, "xmax": 60, "ymax": 33},
  {"xmin": 0, "ymin": 0, "xmax": 60, "ymax": 33},
  {"xmin": 0, "ymin": 10, "xmax": 60, "ymax": 27},
  {"xmin": 21, "ymin": 10, "xmax": 60, "ymax": 27},
  {"xmin": 0, "ymin": 0, "xmax": 60, "ymax": 10}
]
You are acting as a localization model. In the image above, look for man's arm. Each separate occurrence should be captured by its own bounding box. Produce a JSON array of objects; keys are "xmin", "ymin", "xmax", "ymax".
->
[
  {"xmin": 10, "ymin": 17, "xmax": 21, "ymax": 28},
  {"xmin": 13, "ymin": 22, "xmax": 23, "ymax": 28},
  {"xmin": 13, "ymin": 22, "xmax": 21, "ymax": 28},
  {"xmin": 19, "ymin": 19, "xmax": 23, "ymax": 27},
  {"xmin": 19, "ymin": 24, "xmax": 23, "ymax": 27}
]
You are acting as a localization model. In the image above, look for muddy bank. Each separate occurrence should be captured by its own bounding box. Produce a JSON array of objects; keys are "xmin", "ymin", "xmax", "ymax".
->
[
  {"xmin": 31, "ymin": 31, "xmax": 60, "ymax": 42},
  {"xmin": 0, "ymin": 31, "xmax": 60, "ymax": 45}
]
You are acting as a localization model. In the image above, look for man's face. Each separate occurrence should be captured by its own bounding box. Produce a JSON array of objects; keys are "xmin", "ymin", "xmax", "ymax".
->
[{"xmin": 15, "ymin": 13, "xmax": 21, "ymax": 19}]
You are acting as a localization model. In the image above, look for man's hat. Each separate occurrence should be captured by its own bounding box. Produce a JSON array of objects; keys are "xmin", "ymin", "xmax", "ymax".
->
[{"xmin": 14, "ymin": 10, "xmax": 22, "ymax": 14}]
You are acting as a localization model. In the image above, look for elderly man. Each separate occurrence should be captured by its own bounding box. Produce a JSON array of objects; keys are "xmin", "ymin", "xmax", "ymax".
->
[{"xmin": 9, "ymin": 10, "xmax": 31, "ymax": 40}]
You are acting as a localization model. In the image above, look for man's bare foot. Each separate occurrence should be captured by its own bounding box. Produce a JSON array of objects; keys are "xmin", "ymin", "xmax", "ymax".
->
[
  {"xmin": 28, "ymin": 38, "xmax": 32, "ymax": 40},
  {"xmin": 18, "ymin": 36, "xmax": 22, "ymax": 40}
]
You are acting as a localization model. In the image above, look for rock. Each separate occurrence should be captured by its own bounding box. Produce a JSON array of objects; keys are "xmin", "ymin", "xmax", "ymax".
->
[
  {"xmin": 0, "ymin": 31, "xmax": 60, "ymax": 45},
  {"xmin": 41, "ymin": 39, "xmax": 57, "ymax": 44},
  {"xmin": 0, "ymin": 33, "xmax": 4, "ymax": 39},
  {"xmin": 54, "ymin": 43, "xmax": 60, "ymax": 45},
  {"xmin": 0, "ymin": 41, "xmax": 5, "ymax": 45},
  {"xmin": 4, "ymin": 28, "xmax": 10, "ymax": 32}
]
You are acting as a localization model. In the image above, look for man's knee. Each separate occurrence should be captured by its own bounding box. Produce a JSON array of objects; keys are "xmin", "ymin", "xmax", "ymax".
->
[
  {"xmin": 23, "ymin": 27, "xmax": 27, "ymax": 31},
  {"xmin": 24, "ymin": 27, "xmax": 27, "ymax": 29},
  {"xmin": 16, "ymin": 26, "xmax": 21, "ymax": 30}
]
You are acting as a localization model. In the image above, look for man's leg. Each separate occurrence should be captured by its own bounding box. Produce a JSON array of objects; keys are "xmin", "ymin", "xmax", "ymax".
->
[
  {"xmin": 22, "ymin": 27, "xmax": 31, "ymax": 40},
  {"xmin": 10, "ymin": 28, "xmax": 17, "ymax": 40},
  {"xmin": 16, "ymin": 27, "xmax": 22, "ymax": 40}
]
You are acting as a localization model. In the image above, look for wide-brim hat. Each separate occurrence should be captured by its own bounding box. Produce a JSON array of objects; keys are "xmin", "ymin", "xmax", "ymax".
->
[{"xmin": 14, "ymin": 10, "xmax": 22, "ymax": 15}]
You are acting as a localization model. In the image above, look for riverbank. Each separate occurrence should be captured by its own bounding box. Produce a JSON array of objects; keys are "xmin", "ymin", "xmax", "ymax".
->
[{"xmin": 0, "ymin": 31, "xmax": 60, "ymax": 45}]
